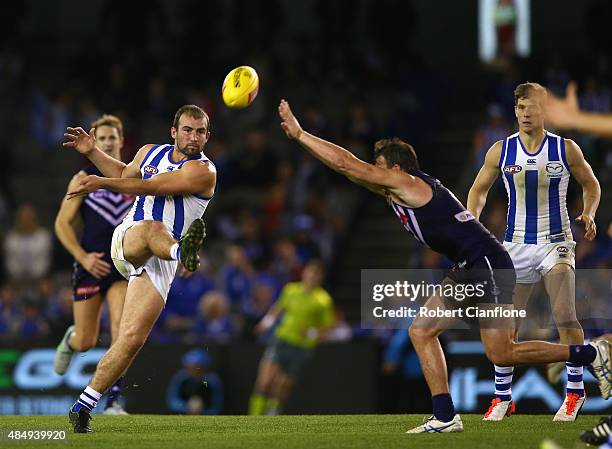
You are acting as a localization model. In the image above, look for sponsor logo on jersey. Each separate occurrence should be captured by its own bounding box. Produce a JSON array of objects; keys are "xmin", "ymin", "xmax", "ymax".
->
[
  {"xmin": 556, "ymin": 246, "xmax": 569, "ymax": 253},
  {"xmin": 454, "ymin": 211, "xmax": 475, "ymax": 223},
  {"xmin": 527, "ymin": 158, "xmax": 536, "ymax": 165},
  {"xmin": 546, "ymin": 162, "xmax": 563, "ymax": 174},
  {"xmin": 144, "ymin": 165, "xmax": 159, "ymax": 175},
  {"xmin": 503, "ymin": 165, "xmax": 522, "ymax": 175}
]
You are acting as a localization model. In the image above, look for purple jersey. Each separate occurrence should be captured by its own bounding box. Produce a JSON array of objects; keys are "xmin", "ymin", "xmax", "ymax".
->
[
  {"xmin": 389, "ymin": 170, "xmax": 503, "ymax": 264},
  {"xmin": 80, "ymin": 165, "xmax": 134, "ymax": 255}
]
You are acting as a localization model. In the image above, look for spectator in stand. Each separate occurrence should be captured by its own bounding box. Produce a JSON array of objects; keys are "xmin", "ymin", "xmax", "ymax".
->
[
  {"xmin": 166, "ymin": 349, "xmax": 223, "ymax": 415},
  {"xmin": 12, "ymin": 298, "xmax": 49, "ymax": 339},
  {"xmin": 190, "ymin": 291, "xmax": 235, "ymax": 344},
  {"xmin": 242, "ymin": 278, "xmax": 277, "ymax": 340},
  {"xmin": 163, "ymin": 259, "xmax": 216, "ymax": 334},
  {"xmin": 270, "ymin": 238, "xmax": 303, "ymax": 286},
  {"xmin": 291, "ymin": 215, "xmax": 321, "ymax": 264},
  {"xmin": 234, "ymin": 128, "xmax": 278, "ymax": 189},
  {"xmin": 218, "ymin": 245, "xmax": 255, "ymax": 308},
  {"xmin": 4, "ymin": 204, "xmax": 52, "ymax": 284},
  {"xmin": 472, "ymin": 104, "xmax": 511, "ymax": 169}
]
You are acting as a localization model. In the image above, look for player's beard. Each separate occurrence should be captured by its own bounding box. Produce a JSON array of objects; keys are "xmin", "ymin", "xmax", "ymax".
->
[{"xmin": 176, "ymin": 140, "xmax": 204, "ymax": 158}]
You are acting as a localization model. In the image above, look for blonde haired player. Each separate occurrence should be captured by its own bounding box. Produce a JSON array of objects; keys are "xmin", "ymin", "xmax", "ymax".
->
[
  {"xmin": 54, "ymin": 114, "xmax": 132, "ymax": 415},
  {"xmin": 468, "ymin": 82, "xmax": 601, "ymax": 422}
]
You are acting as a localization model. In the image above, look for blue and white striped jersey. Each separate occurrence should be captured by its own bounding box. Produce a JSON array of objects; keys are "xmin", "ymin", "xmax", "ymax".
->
[
  {"xmin": 122, "ymin": 144, "xmax": 215, "ymax": 240},
  {"xmin": 499, "ymin": 131, "xmax": 572, "ymax": 244}
]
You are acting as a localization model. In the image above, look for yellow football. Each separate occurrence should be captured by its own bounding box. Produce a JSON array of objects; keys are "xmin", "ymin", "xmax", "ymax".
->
[{"xmin": 222, "ymin": 66, "xmax": 259, "ymax": 109}]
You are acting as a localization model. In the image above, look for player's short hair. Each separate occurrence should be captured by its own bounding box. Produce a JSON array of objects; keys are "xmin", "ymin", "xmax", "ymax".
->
[
  {"xmin": 91, "ymin": 114, "xmax": 124, "ymax": 139},
  {"xmin": 514, "ymin": 82, "xmax": 547, "ymax": 105},
  {"xmin": 373, "ymin": 138, "xmax": 419, "ymax": 172},
  {"xmin": 173, "ymin": 104, "xmax": 210, "ymax": 131}
]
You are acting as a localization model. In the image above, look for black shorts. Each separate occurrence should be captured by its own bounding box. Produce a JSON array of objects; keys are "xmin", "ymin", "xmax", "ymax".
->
[
  {"xmin": 72, "ymin": 261, "xmax": 125, "ymax": 301},
  {"xmin": 263, "ymin": 338, "xmax": 311, "ymax": 377},
  {"xmin": 446, "ymin": 248, "xmax": 516, "ymax": 305}
]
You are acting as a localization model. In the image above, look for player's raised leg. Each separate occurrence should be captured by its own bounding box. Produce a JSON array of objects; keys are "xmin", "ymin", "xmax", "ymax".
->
[{"xmin": 121, "ymin": 219, "xmax": 206, "ymax": 272}]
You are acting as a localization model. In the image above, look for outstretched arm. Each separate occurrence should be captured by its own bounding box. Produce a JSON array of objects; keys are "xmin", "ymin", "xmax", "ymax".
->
[
  {"xmin": 565, "ymin": 139, "xmax": 600, "ymax": 241},
  {"xmin": 63, "ymin": 127, "xmax": 126, "ymax": 178},
  {"xmin": 546, "ymin": 82, "xmax": 612, "ymax": 138},
  {"xmin": 63, "ymin": 127, "xmax": 151, "ymax": 179},
  {"xmin": 278, "ymin": 100, "xmax": 431, "ymax": 207},
  {"xmin": 67, "ymin": 160, "xmax": 216, "ymax": 199},
  {"xmin": 467, "ymin": 141, "xmax": 502, "ymax": 220}
]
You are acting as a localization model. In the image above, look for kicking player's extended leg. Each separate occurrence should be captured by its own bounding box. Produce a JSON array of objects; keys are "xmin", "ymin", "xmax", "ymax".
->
[
  {"xmin": 103, "ymin": 280, "xmax": 128, "ymax": 415},
  {"xmin": 249, "ymin": 357, "xmax": 281, "ymax": 415},
  {"xmin": 69, "ymin": 272, "xmax": 164, "ymax": 432},
  {"xmin": 406, "ymin": 293, "xmax": 465, "ymax": 433},
  {"xmin": 544, "ymin": 264, "xmax": 586, "ymax": 421},
  {"xmin": 122, "ymin": 219, "xmax": 205, "ymax": 271},
  {"xmin": 484, "ymin": 283, "xmax": 534, "ymax": 421},
  {"xmin": 54, "ymin": 293, "xmax": 104, "ymax": 375}
]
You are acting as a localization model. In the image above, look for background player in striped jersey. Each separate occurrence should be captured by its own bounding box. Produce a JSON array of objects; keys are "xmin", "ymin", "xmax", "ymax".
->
[
  {"xmin": 468, "ymin": 82, "xmax": 601, "ymax": 422},
  {"xmin": 54, "ymin": 114, "xmax": 133, "ymax": 415},
  {"xmin": 62, "ymin": 104, "xmax": 215, "ymax": 432},
  {"xmin": 277, "ymin": 99, "xmax": 611, "ymax": 434}
]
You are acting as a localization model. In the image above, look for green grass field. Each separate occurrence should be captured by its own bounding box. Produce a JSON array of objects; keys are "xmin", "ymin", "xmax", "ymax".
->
[{"xmin": 0, "ymin": 414, "xmax": 601, "ymax": 449}]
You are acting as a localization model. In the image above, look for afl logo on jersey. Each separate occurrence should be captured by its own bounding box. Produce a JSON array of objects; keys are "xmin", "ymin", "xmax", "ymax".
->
[
  {"xmin": 503, "ymin": 165, "xmax": 522, "ymax": 175},
  {"xmin": 556, "ymin": 246, "xmax": 569, "ymax": 253},
  {"xmin": 144, "ymin": 165, "xmax": 159, "ymax": 176}
]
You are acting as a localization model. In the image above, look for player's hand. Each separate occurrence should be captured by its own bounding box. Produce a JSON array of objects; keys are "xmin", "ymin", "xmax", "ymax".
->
[
  {"xmin": 63, "ymin": 127, "xmax": 97, "ymax": 155},
  {"xmin": 545, "ymin": 82, "xmax": 580, "ymax": 129},
  {"xmin": 278, "ymin": 100, "xmax": 303, "ymax": 140},
  {"xmin": 79, "ymin": 252, "xmax": 112, "ymax": 279},
  {"xmin": 575, "ymin": 214, "xmax": 596, "ymax": 240},
  {"xmin": 67, "ymin": 175, "xmax": 104, "ymax": 199}
]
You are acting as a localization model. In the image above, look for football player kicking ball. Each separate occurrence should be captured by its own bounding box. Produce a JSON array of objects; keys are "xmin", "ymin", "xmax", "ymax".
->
[
  {"xmin": 277, "ymin": 99, "xmax": 612, "ymax": 434},
  {"xmin": 468, "ymin": 82, "xmax": 601, "ymax": 422},
  {"xmin": 62, "ymin": 105, "xmax": 215, "ymax": 433}
]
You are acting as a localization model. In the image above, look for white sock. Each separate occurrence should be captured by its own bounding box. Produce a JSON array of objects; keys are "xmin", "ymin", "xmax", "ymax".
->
[{"xmin": 77, "ymin": 386, "xmax": 102, "ymax": 412}]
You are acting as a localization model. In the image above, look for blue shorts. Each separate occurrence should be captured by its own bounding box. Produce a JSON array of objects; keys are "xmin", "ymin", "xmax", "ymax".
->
[
  {"xmin": 72, "ymin": 260, "xmax": 125, "ymax": 301},
  {"xmin": 446, "ymin": 249, "xmax": 516, "ymax": 305}
]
